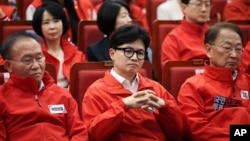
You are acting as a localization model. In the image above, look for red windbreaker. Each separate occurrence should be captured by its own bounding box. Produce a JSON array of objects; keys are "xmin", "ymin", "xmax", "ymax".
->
[
  {"xmin": 82, "ymin": 71, "xmax": 190, "ymax": 141},
  {"xmin": 0, "ymin": 72, "xmax": 88, "ymax": 141},
  {"xmin": 178, "ymin": 63, "xmax": 250, "ymax": 141},
  {"xmin": 161, "ymin": 19, "xmax": 208, "ymax": 65},
  {"xmin": 42, "ymin": 38, "xmax": 87, "ymax": 83}
]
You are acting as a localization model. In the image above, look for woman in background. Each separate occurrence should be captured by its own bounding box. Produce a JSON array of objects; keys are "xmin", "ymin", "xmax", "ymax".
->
[{"xmin": 32, "ymin": 1, "xmax": 87, "ymax": 88}]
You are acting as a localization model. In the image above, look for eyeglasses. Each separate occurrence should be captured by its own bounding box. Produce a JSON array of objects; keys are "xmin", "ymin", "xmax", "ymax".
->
[
  {"xmin": 188, "ymin": 0, "xmax": 211, "ymax": 8},
  {"xmin": 8, "ymin": 55, "xmax": 45, "ymax": 66},
  {"xmin": 115, "ymin": 47, "xmax": 146, "ymax": 60},
  {"xmin": 208, "ymin": 44, "xmax": 244, "ymax": 54}
]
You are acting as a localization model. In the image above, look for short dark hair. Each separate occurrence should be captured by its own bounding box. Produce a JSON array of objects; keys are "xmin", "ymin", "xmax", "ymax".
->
[
  {"xmin": 204, "ymin": 22, "xmax": 243, "ymax": 45},
  {"xmin": 0, "ymin": 31, "xmax": 41, "ymax": 60},
  {"xmin": 181, "ymin": 0, "xmax": 190, "ymax": 4},
  {"xmin": 32, "ymin": 1, "xmax": 69, "ymax": 37},
  {"xmin": 97, "ymin": 0, "xmax": 130, "ymax": 37},
  {"xmin": 110, "ymin": 24, "xmax": 150, "ymax": 50}
]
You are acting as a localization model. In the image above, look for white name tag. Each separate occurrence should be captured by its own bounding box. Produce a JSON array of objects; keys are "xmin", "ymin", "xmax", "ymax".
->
[{"xmin": 48, "ymin": 104, "xmax": 67, "ymax": 114}]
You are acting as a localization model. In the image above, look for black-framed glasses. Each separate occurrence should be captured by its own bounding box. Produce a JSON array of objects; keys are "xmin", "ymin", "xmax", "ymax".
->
[{"xmin": 115, "ymin": 47, "xmax": 146, "ymax": 60}]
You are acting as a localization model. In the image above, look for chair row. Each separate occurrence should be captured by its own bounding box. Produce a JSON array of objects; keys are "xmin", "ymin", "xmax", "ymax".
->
[{"xmin": 1, "ymin": 19, "xmax": 250, "ymax": 83}]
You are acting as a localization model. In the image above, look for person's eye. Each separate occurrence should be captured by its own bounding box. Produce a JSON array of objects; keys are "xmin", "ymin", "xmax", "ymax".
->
[{"xmin": 125, "ymin": 49, "xmax": 134, "ymax": 54}]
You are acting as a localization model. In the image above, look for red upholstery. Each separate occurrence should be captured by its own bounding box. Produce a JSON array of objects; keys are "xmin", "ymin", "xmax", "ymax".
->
[
  {"xmin": 77, "ymin": 20, "xmax": 104, "ymax": 54},
  {"xmin": 210, "ymin": 0, "xmax": 227, "ymax": 22},
  {"xmin": 69, "ymin": 61, "xmax": 152, "ymax": 118},
  {"xmin": 162, "ymin": 59, "xmax": 205, "ymax": 100},
  {"xmin": 45, "ymin": 63, "xmax": 57, "ymax": 83},
  {"xmin": 16, "ymin": 0, "xmax": 33, "ymax": 20},
  {"xmin": 151, "ymin": 20, "xmax": 180, "ymax": 82},
  {"xmin": 238, "ymin": 24, "xmax": 250, "ymax": 47},
  {"xmin": 0, "ymin": 0, "xmax": 9, "ymax": 5},
  {"xmin": 146, "ymin": 0, "xmax": 165, "ymax": 32},
  {"xmin": 0, "ymin": 21, "xmax": 33, "ymax": 44}
]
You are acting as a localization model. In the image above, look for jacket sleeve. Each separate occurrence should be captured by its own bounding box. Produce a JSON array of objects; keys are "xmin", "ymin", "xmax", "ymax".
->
[
  {"xmin": 66, "ymin": 95, "xmax": 88, "ymax": 141},
  {"xmin": 82, "ymin": 87, "xmax": 128, "ymax": 141},
  {"xmin": 178, "ymin": 81, "xmax": 228, "ymax": 141},
  {"xmin": 153, "ymin": 86, "xmax": 191, "ymax": 141},
  {"xmin": 0, "ymin": 115, "xmax": 6, "ymax": 140},
  {"xmin": 161, "ymin": 33, "xmax": 180, "ymax": 65},
  {"xmin": 223, "ymin": 4, "xmax": 245, "ymax": 20}
]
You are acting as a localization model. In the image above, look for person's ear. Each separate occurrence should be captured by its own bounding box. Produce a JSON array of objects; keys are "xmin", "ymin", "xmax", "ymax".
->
[
  {"xmin": 109, "ymin": 48, "xmax": 115, "ymax": 60},
  {"xmin": 4, "ymin": 60, "xmax": 12, "ymax": 72},
  {"xmin": 206, "ymin": 44, "xmax": 212, "ymax": 58}
]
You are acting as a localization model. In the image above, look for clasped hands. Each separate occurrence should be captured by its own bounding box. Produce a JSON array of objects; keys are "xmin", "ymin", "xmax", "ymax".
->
[{"xmin": 122, "ymin": 90, "xmax": 165, "ymax": 112}]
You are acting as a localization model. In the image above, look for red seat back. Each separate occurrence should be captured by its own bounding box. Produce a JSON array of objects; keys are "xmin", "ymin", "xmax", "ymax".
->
[
  {"xmin": 0, "ymin": 21, "xmax": 33, "ymax": 44},
  {"xmin": 146, "ymin": 0, "xmax": 165, "ymax": 32},
  {"xmin": 16, "ymin": 0, "xmax": 33, "ymax": 20},
  {"xmin": 152, "ymin": 20, "xmax": 180, "ymax": 82},
  {"xmin": 162, "ymin": 59, "xmax": 205, "ymax": 100}
]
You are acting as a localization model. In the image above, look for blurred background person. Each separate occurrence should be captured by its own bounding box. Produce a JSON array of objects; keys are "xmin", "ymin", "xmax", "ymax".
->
[{"xmin": 32, "ymin": 1, "xmax": 87, "ymax": 88}]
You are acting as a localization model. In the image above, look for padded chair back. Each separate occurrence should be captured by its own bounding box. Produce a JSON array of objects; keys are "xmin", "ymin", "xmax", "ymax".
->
[
  {"xmin": 151, "ymin": 20, "xmax": 181, "ymax": 82},
  {"xmin": 77, "ymin": 20, "xmax": 143, "ymax": 54},
  {"xmin": 146, "ymin": 0, "xmax": 165, "ymax": 32},
  {"xmin": 77, "ymin": 20, "xmax": 104, "ymax": 54},
  {"xmin": 0, "ymin": 21, "xmax": 33, "ymax": 44},
  {"xmin": 16, "ymin": 0, "xmax": 33, "ymax": 20},
  {"xmin": 90, "ymin": 0, "xmax": 102, "ymax": 6},
  {"xmin": 45, "ymin": 63, "xmax": 57, "ymax": 83},
  {"xmin": 69, "ymin": 61, "xmax": 152, "ymax": 118},
  {"xmin": 162, "ymin": 59, "xmax": 205, "ymax": 100}
]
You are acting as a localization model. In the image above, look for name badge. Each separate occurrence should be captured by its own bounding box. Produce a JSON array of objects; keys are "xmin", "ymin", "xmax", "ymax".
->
[
  {"xmin": 48, "ymin": 104, "xmax": 67, "ymax": 114},
  {"xmin": 241, "ymin": 90, "xmax": 249, "ymax": 99}
]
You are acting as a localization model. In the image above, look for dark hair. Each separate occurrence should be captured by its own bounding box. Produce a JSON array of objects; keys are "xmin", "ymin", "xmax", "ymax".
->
[
  {"xmin": 0, "ymin": 31, "xmax": 41, "ymax": 60},
  {"xmin": 204, "ymin": 22, "xmax": 243, "ymax": 44},
  {"xmin": 110, "ymin": 24, "xmax": 150, "ymax": 50},
  {"xmin": 181, "ymin": 0, "xmax": 190, "ymax": 4},
  {"xmin": 32, "ymin": 1, "xmax": 69, "ymax": 37},
  {"xmin": 97, "ymin": 0, "xmax": 130, "ymax": 37}
]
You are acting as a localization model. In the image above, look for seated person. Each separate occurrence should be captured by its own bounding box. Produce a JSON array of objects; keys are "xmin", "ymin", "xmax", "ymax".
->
[
  {"xmin": 32, "ymin": 1, "xmax": 87, "ymax": 88},
  {"xmin": 178, "ymin": 22, "xmax": 250, "ymax": 141},
  {"xmin": 95, "ymin": 0, "xmax": 149, "ymax": 33},
  {"xmin": 87, "ymin": 0, "xmax": 132, "ymax": 61},
  {"xmin": 161, "ymin": 0, "xmax": 210, "ymax": 64},
  {"xmin": 88, "ymin": 0, "xmax": 152, "ymax": 62},
  {"xmin": 157, "ymin": 0, "xmax": 183, "ymax": 20},
  {"xmin": 239, "ymin": 40, "xmax": 250, "ymax": 72},
  {"xmin": 223, "ymin": 0, "xmax": 250, "ymax": 21},
  {"xmin": 82, "ymin": 24, "xmax": 190, "ymax": 141},
  {"xmin": 0, "ymin": 31, "xmax": 88, "ymax": 140},
  {"xmin": 27, "ymin": 0, "xmax": 96, "ymax": 44}
]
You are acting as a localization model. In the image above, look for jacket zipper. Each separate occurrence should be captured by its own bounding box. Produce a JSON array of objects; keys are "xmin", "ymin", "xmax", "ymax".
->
[{"xmin": 34, "ymin": 94, "xmax": 42, "ymax": 107}]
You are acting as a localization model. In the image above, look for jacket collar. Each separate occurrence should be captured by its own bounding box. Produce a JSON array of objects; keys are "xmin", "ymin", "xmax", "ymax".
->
[{"xmin": 180, "ymin": 19, "xmax": 208, "ymax": 36}]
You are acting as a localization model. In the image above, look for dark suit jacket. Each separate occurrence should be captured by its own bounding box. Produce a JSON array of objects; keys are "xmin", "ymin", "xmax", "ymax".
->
[{"xmin": 86, "ymin": 37, "xmax": 111, "ymax": 62}]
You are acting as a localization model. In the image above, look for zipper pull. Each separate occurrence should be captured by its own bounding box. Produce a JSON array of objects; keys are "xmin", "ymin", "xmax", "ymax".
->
[{"xmin": 34, "ymin": 95, "xmax": 42, "ymax": 107}]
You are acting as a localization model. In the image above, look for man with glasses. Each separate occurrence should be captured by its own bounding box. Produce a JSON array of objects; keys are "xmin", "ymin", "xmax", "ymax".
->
[
  {"xmin": 178, "ymin": 22, "xmax": 250, "ymax": 141},
  {"xmin": 0, "ymin": 31, "xmax": 88, "ymax": 140},
  {"xmin": 161, "ymin": 0, "xmax": 211, "ymax": 64},
  {"xmin": 82, "ymin": 24, "xmax": 191, "ymax": 141}
]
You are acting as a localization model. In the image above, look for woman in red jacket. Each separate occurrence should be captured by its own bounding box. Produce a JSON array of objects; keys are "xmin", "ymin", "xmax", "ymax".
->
[{"xmin": 32, "ymin": 1, "xmax": 87, "ymax": 88}]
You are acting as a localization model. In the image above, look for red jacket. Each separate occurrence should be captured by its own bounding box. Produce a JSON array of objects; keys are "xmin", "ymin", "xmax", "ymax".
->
[
  {"xmin": 42, "ymin": 39, "xmax": 87, "ymax": 82},
  {"xmin": 223, "ymin": 0, "xmax": 250, "ymax": 21},
  {"xmin": 161, "ymin": 19, "xmax": 208, "ymax": 65},
  {"xmin": 82, "ymin": 71, "xmax": 190, "ymax": 141},
  {"xmin": 178, "ymin": 63, "xmax": 250, "ymax": 141},
  {"xmin": 0, "ymin": 72, "xmax": 88, "ymax": 141},
  {"xmin": 0, "ymin": 5, "xmax": 14, "ymax": 21},
  {"xmin": 240, "ymin": 41, "xmax": 250, "ymax": 73}
]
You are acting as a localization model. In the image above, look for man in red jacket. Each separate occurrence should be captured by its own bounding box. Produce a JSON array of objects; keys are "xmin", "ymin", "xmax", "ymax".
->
[
  {"xmin": 82, "ymin": 24, "xmax": 190, "ymax": 141},
  {"xmin": 0, "ymin": 31, "xmax": 88, "ymax": 141},
  {"xmin": 178, "ymin": 22, "xmax": 250, "ymax": 141}
]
